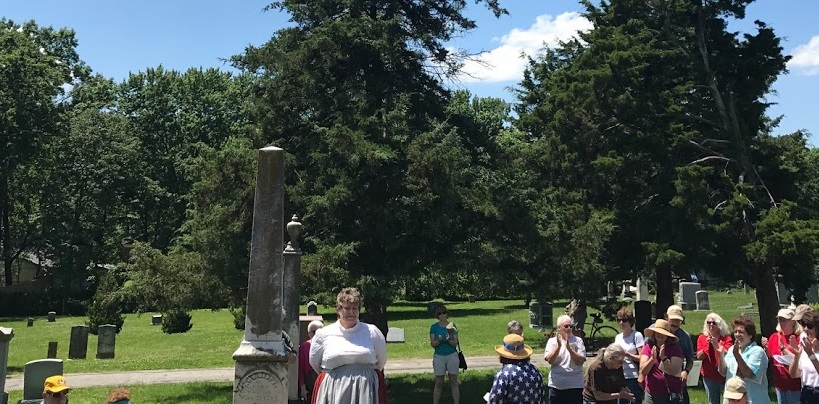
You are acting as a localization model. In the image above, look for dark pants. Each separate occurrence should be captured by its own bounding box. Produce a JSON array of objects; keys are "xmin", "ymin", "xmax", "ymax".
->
[
  {"xmin": 801, "ymin": 385, "xmax": 819, "ymax": 404},
  {"xmin": 625, "ymin": 378, "xmax": 644, "ymax": 404},
  {"xmin": 550, "ymin": 387, "xmax": 583, "ymax": 404}
]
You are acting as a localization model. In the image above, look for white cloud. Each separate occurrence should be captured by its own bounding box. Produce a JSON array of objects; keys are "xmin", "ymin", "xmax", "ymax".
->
[
  {"xmin": 789, "ymin": 35, "xmax": 819, "ymax": 76},
  {"xmin": 456, "ymin": 12, "xmax": 592, "ymax": 83}
]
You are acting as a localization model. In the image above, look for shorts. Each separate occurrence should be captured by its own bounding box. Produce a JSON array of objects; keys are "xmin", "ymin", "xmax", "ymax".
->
[{"xmin": 433, "ymin": 353, "xmax": 460, "ymax": 376}]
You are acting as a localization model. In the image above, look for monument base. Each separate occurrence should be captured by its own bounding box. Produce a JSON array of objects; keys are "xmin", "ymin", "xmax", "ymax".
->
[
  {"xmin": 1, "ymin": 391, "xmax": 7, "ymax": 404},
  {"xmin": 232, "ymin": 340, "xmax": 290, "ymax": 404}
]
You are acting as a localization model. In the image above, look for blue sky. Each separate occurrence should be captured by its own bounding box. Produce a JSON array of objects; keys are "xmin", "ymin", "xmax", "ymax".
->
[{"xmin": 5, "ymin": 1, "xmax": 819, "ymax": 143}]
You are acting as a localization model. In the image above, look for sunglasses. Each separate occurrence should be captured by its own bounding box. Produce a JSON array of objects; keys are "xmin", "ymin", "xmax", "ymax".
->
[
  {"xmin": 806, "ymin": 324, "xmax": 815, "ymax": 330},
  {"xmin": 706, "ymin": 321, "xmax": 717, "ymax": 325},
  {"xmin": 617, "ymin": 318, "xmax": 630, "ymax": 323},
  {"xmin": 48, "ymin": 392, "xmax": 67, "ymax": 398},
  {"xmin": 561, "ymin": 324, "xmax": 572, "ymax": 329},
  {"xmin": 437, "ymin": 311, "xmax": 448, "ymax": 315}
]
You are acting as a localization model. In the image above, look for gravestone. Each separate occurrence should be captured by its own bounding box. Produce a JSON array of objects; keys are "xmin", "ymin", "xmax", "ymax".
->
[
  {"xmin": 386, "ymin": 327, "xmax": 405, "ymax": 343},
  {"xmin": 299, "ymin": 315, "xmax": 323, "ymax": 344},
  {"xmin": 47, "ymin": 312, "xmax": 56, "ymax": 322},
  {"xmin": 96, "ymin": 325, "xmax": 116, "ymax": 359},
  {"xmin": 232, "ymin": 147, "xmax": 289, "ymax": 404},
  {"xmin": 634, "ymin": 300, "xmax": 652, "ymax": 334},
  {"xmin": 678, "ymin": 282, "xmax": 701, "ymax": 310},
  {"xmin": 808, "ymin": 284, "xmax": 819, "ymax": 304},
  {"xmin": 695, "ymin": 290, "xmax": 710, "ymax": 311},
  {"xmin": 607, "ymin": 281, "xmax": 615, "ymax": 298},
  {"xmin": 777, "ymin": 282, "xmax": 791, "ymax": 306},
  {"xmin": 529, "ymin": 300, "xmax": 542, "ymax": 329},
  {"xmin": 47, "ymin": 342, "xmax": 57, "ymax": 359},
  {"xmin": 621, "ymin": 280, "xmax": 633, "ymax": 299},
  {"xmin": 636, "ymin": 278, "xmax": 649, "ymax": 301},
  {"xmin": 283, "ymin": 214, "xmax": 303, "ymax": 404},
  {"xmin": 0, "ymin": 328, "xmax": 13, "ymax": 404},
  {"xmin": 22, "ymin": 359, "xmax": 62, "ymax": 401},
  {"xmin": 541, "ymin": 302, "xmax": 554, "ymax": 329},
  {"xmin": 26, "ymin": 318, "xmax": 33, "ymax": 327},
  {"xmin": 744, "ymin": 283, "xmax": 750, "ymax": 294},
  {"xmin": 68, "ymin": 326, "xmax": 89, "ymax": 359},
  {"xmin": 151, "ymin": 315, "xmax": 162, "ymax": 325},
  {"xmin": 306, "ymin": 301, "xmax": 318, "ymax": 316}
]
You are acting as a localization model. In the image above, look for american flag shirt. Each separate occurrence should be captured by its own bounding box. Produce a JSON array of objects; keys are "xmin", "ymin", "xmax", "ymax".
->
[{"xmin": 487, "ymin": 362, "xmax": 545, "ymax": 403}]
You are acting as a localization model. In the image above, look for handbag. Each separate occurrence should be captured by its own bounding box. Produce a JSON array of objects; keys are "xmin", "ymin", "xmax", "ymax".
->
[{"xmin": 457, "ymin": 342, "xmax": 467, "ymax": 371}]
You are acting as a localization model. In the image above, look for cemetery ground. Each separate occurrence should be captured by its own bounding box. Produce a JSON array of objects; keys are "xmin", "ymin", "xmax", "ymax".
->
[{"xmin": 2, "ymin": 289, "xmax": 763, "ymax": 403}]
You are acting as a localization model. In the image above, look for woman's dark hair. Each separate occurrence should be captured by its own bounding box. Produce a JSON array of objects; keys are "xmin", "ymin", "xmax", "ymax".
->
[
  {"xmin": 802, "ymin": 311, "xmax": 819, "ymax": 329},
  {"xmin": 731, "ymin": 315, "xmax": 756, "ymax": 338},
  {"xmin": 500, "ymin": 356, "xmax": 531, "ymax": 365},
  {"xmin": 616, "ymin": 308, "xmax": 635, "ymax": 326}
]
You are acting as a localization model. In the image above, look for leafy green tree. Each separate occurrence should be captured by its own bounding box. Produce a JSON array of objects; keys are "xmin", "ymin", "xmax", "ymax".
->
[
  {"xmin": 231, "ymin": 1, "xmax": 507, "ymax": 334},
  {"xmin": 0, "ymin": 19, "xmax": 88, "ymax": 285}
]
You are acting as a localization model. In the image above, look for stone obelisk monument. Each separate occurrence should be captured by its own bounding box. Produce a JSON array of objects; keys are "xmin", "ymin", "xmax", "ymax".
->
[{"xmin": 233, "ymin": 146, "xmax": 289, "ymax": 403}]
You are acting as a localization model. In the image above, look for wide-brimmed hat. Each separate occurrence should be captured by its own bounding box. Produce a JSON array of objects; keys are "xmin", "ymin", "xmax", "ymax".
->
[
  {"xmin": 666, "ymin": 305, "xmax": 685, "ymax": 321},
  {"xmin": 724, "ymin": 377, "xmax": 747, "ymax": 400},
  {"xmin": 794, "ymin": 304, "xmax": 813, "ymax": 321},
  {"xmin": 777, "ymin": 308, "xmax": 795, "ymax": 320},
  {"xmin": 645, "ymin": 319, "xmax": 678, "ymax": 340},
  {"xmin": 495, "ymin": 334, "xmax": 533, "ymax": 359},
  {"xmin": 43, "ymin": 375, "xmax": 70, "ymax": 393}
]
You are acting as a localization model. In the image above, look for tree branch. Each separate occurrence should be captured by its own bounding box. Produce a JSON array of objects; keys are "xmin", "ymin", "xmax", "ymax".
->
[{"xmin": 688, "ymin": 156, "xmax": 731, "ymax": 165}]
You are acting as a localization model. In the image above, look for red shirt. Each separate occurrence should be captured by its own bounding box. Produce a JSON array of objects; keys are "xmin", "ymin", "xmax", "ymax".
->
[
  {"xmin": 298, "ymin": 339, "xmax": 312, "ymax": 389},
  {"xmin": 696, "ymin": 334, "xmax": 733, "ymax": 381},
  {"xmin": 768, "ymin": 331, "xmax": 802, "ymax": 392}
]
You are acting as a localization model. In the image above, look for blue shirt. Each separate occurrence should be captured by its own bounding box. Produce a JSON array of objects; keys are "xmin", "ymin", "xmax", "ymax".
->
[
  {"xmin": 430, "ymin": 322, "xmax": 457, "ymax": 356},
  {"xmin": 674, "ymin": 327, "xmax": 694, "ymax": 365},
  {"xmin": 723, "ymin": 342, "xmax": 771, "ymax": 404},
  {"xmin": 488, "ymin": 362, "xmax": 545, "ymax": 404}
]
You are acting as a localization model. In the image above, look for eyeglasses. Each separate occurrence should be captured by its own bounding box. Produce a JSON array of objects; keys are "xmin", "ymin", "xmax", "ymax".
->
[
  {"xmin": 806, "ymin": 324, "xmax": 815, "ymax": 330},
  {"xmin": 706, "ymin": 321, "xmax": 717, "ymax": 325},
  {"xmin": 48, "ymin": 392, "xmax": 67, "ymax": 398},
  {"xmin": 437, "ymin": 311, "xmax": 448, "ymax": 315},
  {"xmin": 617, "ymin": 318, "xmax": 630, "ymax": 323}
]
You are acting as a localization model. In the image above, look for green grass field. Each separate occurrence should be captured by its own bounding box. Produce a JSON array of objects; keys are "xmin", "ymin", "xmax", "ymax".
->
[
  {"xmin": 0, "ymin": 290, "xmax": 759, "ymax": 375},
  {"xmin": 5, "ymin": 371, "xmax": 720, "ymax": 404}
]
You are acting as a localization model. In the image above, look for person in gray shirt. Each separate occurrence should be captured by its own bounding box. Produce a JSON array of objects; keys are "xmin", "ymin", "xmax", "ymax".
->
[{"xmin": 666, "ymin": 305, "xmax": 694, "ymax": 404}]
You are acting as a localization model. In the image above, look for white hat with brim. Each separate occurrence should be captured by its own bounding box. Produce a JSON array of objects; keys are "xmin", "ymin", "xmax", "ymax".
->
[
  {"xmin": 724, "ymin": 377, "xmax": 747, "ymax": 400},
  {"xmin": 644, "ymin": 319, "xmax": 678, "ymax": 340},
  {"xmin": 777, "ymin": 308, "xmax": 795, "ymax": 320},
  {"xmin": 495, "ymin": 334, "xmax": 533, "ymax": 360},
  {"xmin": 666, "ymin": 305, "xmax": 685, "ymax": 321}
]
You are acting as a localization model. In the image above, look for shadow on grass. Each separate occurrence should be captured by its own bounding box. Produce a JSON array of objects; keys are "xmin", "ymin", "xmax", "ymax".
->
[
  {"xmin": 8, "ymin": 365, "xmax": 23, "ymax": 374},
  {"xmin": 157, "ymin": 383, "xmax": 233, "ymax": 402},
  {"xmin": 387, "ymin": 307, "xmax": 526, "ymax": 322},
  {"xmin": 387, "ymin": 370, "xmax": 498, "ymax": 404}
]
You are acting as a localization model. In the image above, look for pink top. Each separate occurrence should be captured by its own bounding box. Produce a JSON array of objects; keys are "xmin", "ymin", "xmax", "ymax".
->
[{"xmin": 641, "ymin": 342, "xmax": 684, "ymax": 395}]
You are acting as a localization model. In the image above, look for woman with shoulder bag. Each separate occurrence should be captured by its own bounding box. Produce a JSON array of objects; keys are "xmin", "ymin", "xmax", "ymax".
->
[{"xmin": 640, "ymin": 319, "xmax": 684, "ymax": 404}]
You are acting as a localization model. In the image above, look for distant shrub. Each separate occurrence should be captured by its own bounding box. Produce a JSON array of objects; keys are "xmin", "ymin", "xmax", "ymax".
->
[
  {"xmin": 162, "ymin": 309, "xmax": 193, "ymax": 334},
  {"xmin": 231, "ymin": 306, "xmax": 245, "ymax": 330},
  {"xmin": 87, "ymin": 271, "xmax": 125, "ymax": 334}
]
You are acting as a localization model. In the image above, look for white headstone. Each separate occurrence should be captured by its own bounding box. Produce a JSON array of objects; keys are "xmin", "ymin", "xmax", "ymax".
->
[
  {"xmin": 695, "ymin": 290, "xmax": 710, "ymax": 311},
  {"xmin": 777, "ymin": 282, "xmax": 790, "ymax": 306},
  {"xmin": 386, "ymin": 327, "xmax": 405, "ymax": 343},
  {"xmin": 636, "ymin": 278, "xmax": 649, "ymax": 301},
  {"xmin": 0, "ymin": 327, "xmax": 13, "ymax": 399},
  {"xmin": 678, "ymin": 282, "xmax": 701, "ymax": 310}
]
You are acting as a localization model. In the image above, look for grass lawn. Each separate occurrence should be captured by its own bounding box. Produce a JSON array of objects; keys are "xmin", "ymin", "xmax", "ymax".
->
[
  {"xmin": 0, "ymin": 289, "xmax": 760, "ymax": 375},
  {"xmin": 5, "ymin": 371, "xmax": 722, "ymax": 404}
]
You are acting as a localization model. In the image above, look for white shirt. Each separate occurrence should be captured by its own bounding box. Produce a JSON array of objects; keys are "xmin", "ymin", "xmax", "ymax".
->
[
  {"xmin": 545, "ymin": 335, "xmax": 586, "ymax": 389},
  {"xmin": 309, "ymin": 320, "xmax": 387, "ymax": 374},
  {"xmin": 799, "ymin": 350, "xmax": 819, "ymax": 387},
  {"xmin": 615, "ymin": 330, "xmax": 645, "ymax": 379}
]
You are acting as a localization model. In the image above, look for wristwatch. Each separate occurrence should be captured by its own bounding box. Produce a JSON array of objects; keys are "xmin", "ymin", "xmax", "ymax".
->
[{"xmin": 810, "ymin": 354, "xmax": 817, "ymax": 361}]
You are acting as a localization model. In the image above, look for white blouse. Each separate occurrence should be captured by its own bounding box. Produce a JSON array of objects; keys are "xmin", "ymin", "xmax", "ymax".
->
[{"xmin": 309, "ymin": 320, "xmax": 387, "ymax": 374}]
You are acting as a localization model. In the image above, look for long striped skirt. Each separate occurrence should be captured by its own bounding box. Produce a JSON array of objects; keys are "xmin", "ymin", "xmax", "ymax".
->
[{"xmin": 311, "ymin": 364, "xmax": 388, "ymax": 404}]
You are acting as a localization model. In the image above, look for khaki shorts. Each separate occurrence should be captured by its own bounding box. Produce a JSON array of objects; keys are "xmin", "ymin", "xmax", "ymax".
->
[{"xmin": 433, "ymin": 353, "xmax": 460, "ymax": 376}]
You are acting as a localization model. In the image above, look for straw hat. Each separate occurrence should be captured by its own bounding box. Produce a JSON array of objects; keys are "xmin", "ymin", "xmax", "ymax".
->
[
  {"xmin": 495, "ymin": 334, "xmax": 533, "ymax": 360},
  {"xmin": 645, "ymin": 319, "xmax": 678, "ymax": 340}
]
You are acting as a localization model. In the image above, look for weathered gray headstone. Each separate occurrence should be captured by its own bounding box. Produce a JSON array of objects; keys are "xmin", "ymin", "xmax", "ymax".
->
[
  {"xmin": 808, "ymin": 284, "xmax": 819, "ymax": 304},
  {"xmin": 607, "ymin": 281, "xmax": 615, "ymax": 298},
  {"xmin": 636, "ymin": 278, "xmax": 649, "ymax": 301},
  {"xmin": 47, "ymin": 312, "xmax": 56, "ymax": 322},
  {"xmin": 233, "ymin": 147, "xmax": 289, "ymax": 404},
  {"xmin": 26, "ymin": 318, "xmax": 33, "ymax": 327},
  {"xmin": 151, "ymin": 315, "xmax": 162, "ymax": 325},
  {"xmin": 386, "ymin": 327, "xmax": 405, "ymax": 343},
  {"xmin": 678, "ymin": 282, "xmax": 701, "ymax": 310},
  {"xmin": 541, "ymin": 302, "xmax": 554, "ymax": 329},
  {"xmin": 22, "ymin": 359, "xmax": 62, "ymax": 400},
  {"xmin": 306, "ymin": 300, "xmax": 318, "ymax": 316},
  {"xmin": 529, "ymin": 300, "xmax": 542, "ymax": 329},
  {"xmin": 0, "ymin": 327, "xmax": 13, "ymax": 404},
  {"xmin": 299, "ymin": 315, "xmax": 323, "ymax": 344},
  {"xmin": 777, "ymin": 282, "xmax": 791, "ymax": 306},
  {"xmin": 68, "ymin": 325, "xmax": 89, "ymax": 359},
  {"xmin": 47, "ymin": 342, "xmax": 57, "ymax": 359},
  {"xmin": 696, "ymin": 290, "xmax": 710, "ymax": 311},
  {"xmin": 283, "ymin": 214, "xmax": 303, "ymax": 404},
  {"xmin": 96, "ymin": 325, "xmax": 116, "ymax": 359},
  {"xmin": 744, "ymin": 283, "xmax": 750, "ymax": 294}
]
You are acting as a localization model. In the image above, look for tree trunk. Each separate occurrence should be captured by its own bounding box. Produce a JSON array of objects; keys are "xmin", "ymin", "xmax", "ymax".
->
[
  {"xmin": 753, "ymin": 265, "xmax": 779, "ymax": 337},
  {"xmin": 362, "ymin": 299, "xmax": 388, "ymax": 338},
  {"xmin": 655, "ymin": 266, "xmax": 673, "ymax": 320}
]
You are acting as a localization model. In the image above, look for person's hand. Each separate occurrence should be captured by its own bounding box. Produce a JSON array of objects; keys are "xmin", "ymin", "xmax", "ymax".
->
[
  {"xmin": 651, "ymin": 345, "xmax": 658, "ymax": 360},
  {"xmin": 760, "ymin": 335, "xmax": 768, "ymax": 349},
  {"xmin": 659, "ymin": 343, "xmax": 667, "ymax": 360},
  {"xmin": 300, "ymin": 385, "xmax": 308, "ymax": 401},
  {"xmin": 789, "ymin": 335, "xmax": 800, "ymax": 352},
  {"xmin": 681, "ymin": 370, "xmax": 689, "ymax": 382},
  {"xmin": 733, "ymin": 342, "xmax": 741, "ymax": 355},
  {"xmin": 620, "ymin": 389, "xmax": 635, "ymax": 401},
  {"xmin": 803, "ymin": 338, "xmax": 815, "ymax": 356},
  {"xmin": 556, "ymin": 334, "xmax": 564, "ymax": 349},
  {"xmin": 710, "ymin": 335, "xmax": 719, "ymax": 349}
]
